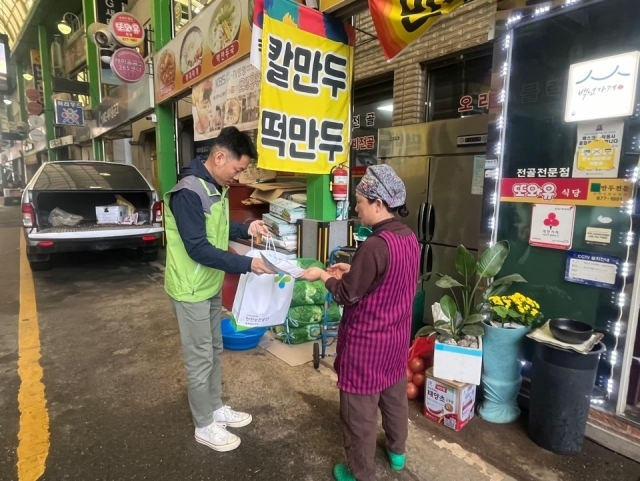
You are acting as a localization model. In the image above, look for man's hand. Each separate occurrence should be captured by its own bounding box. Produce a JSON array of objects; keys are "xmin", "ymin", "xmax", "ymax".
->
[
  {"xmin": 248, "ymin": 220, "xmax": 270, "ymax": 237},
  {"xmin": 251, "ymin": 257, "xmax": 276, "ymax": 275},
  {"xmin": 327, "ymin": 263, "xmax": 350, "ymax": 280}
]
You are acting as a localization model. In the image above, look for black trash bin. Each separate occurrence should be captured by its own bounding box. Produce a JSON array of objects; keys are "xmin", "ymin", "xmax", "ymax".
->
[{"xmin": 528, "ymin": 341, "xmax": 605, "ymax": 455}]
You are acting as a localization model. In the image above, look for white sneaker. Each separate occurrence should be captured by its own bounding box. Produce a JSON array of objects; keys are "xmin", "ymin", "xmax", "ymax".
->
[
  {"xmin": 213, "ymin": 405, "xmax": 252, "ymax": 428},
  {"xmin": 195, "ymin": 422, "xmax": 241, "ymax": 452}
]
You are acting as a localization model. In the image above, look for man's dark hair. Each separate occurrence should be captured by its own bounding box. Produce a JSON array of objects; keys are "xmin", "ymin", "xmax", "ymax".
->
[{"xmin": 212, "ymin": 126, "xmax": 258, "ymax": 161}]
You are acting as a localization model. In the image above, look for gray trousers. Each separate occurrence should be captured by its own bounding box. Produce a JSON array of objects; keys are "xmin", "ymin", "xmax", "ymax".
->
[{"xmin": 172, "ymin": 294, "xmax": 224, "ymax": 428}]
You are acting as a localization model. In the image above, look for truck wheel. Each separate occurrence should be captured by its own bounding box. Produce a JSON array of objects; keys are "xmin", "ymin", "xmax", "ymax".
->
[
  {"xmin": 29, "ymin": 259, "xmax": 52, "ymax": 271},
  {"xmin": 140, "ymin": 249, "xmax": 158, "ymax": 262}
]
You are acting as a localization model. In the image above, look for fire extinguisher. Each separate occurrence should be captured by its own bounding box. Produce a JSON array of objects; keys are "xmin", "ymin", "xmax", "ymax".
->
[{"xmin": 330, "ymin": 164, "xmax": 349, "ymax": 201}]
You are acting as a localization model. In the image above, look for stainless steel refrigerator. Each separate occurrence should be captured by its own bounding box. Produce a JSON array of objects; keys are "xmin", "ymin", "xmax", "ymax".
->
[{"xmin": 377, "ymin": 115, "xmax": 488, "ymax": 323}]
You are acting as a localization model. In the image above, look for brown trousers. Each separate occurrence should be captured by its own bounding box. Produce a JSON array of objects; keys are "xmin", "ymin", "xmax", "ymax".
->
[{"xmin": 339, "ymin": 377, "xmax": 408, "ymax": 481}]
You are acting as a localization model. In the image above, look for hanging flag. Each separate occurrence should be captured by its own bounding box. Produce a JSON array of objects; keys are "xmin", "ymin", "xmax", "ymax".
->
[
  {"xmin": 250, "ymin": 0, "xmax": 265, "ymax": 69},
  {"xmin": 257, "ymin": 0, "xmax": 354, "ymax": 174},
  {"xmin": 369, "ymin": 0, "xmax": 473, "ymax": 61}
]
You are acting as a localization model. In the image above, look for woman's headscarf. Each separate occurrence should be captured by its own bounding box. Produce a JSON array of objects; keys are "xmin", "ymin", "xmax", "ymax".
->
[{"xmin": 356, "ymin": 164, "xmax": 406, "ymax": 208}]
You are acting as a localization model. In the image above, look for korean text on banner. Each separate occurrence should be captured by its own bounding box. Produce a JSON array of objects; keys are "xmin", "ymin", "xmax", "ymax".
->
[
  {"xmin": 369, "ymin": 0, "xmax": 472, "ymax": 61},
  {"xmin": 192, "ymin": 57, "xmax": 260, "ymax": 141},
  {"xmin": 257, "ymin": 0, "xmax": 355, "ymax": 174}
]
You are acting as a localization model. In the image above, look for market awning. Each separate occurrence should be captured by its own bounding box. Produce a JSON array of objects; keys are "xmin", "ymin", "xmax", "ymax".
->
[{"xmin": 0, "ymin": 0, "xmax": 34, "ymax": 47}]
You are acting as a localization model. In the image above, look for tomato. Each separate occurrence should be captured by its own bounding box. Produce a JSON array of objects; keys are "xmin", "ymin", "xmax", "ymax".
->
[
  {"xmin": 407, "ymin": 382, "xmax": 419, "ymax": 400},
  {"xmin": 413, "ymin": 373, "xmax": 425, "ymax": 388},
  {"xmin": 406, "ymin": 367, "xmax": 414, "ymax": 382},
  {"xmin": 409, "ymin": 357, "xmax": 425, "ymax": 374}
]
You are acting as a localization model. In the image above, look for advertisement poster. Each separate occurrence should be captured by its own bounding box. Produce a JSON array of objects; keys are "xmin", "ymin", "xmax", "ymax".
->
[
  {"xmin": 368, "ymin": 0, "xmax": 471, "ymax": 61},
  {"xmin": 154, "ymin": 0, "xmax": 252, "ymax": 103},
  {"xmin": 500, "ymin": 177, "xmax": 632, "ymax": 207},
  {"xmin": 192, "ymin": 57, "xmax": 260, "ymax": 141},
  {"xmin": 529, "ymin": 204, "xmax": 575, "ymax": 250},
  {"xmin": 256, "ymin": 0, "xmax": 354, "ymax": 174},
  {"xmin": 572, "ymin": 120, "xmax": 623, "ymax": 178},
  {"xmin": 564, "ymin": 251, "xmax": 620, "ymax": 290},
  {"xmin": 565, "ymin": 51, "xmax": 640, "ymax": 123}
]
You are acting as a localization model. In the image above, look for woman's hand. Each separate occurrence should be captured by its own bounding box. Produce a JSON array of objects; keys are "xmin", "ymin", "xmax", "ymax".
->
[
  {"xmin": 327, "ymin": 263, "xmax": 350, "ymax": 280},
  {"xmin": 301, "ymin": 267, "xmax": 326, "ymax": 282}
]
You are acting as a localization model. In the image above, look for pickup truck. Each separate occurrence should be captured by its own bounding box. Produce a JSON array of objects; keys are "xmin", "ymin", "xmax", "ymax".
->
[{"xmin": 21, "ymin": 161, "xmax": 164, "ymax": 271}]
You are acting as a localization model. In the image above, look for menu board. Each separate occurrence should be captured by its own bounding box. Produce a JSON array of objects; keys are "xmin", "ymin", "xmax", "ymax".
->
[{"xmin": 154, "ymin": 0, "xmax": 253, "ymax": 103}]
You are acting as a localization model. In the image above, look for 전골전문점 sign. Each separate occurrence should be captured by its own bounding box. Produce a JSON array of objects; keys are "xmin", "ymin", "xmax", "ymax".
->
[
  {"xmin": 564, "ymin": 251, "xmax": 621, "ymax": 290},
  {"xmin": 256, "ymin": 0, "xmax": 354, "ymax": 174}
]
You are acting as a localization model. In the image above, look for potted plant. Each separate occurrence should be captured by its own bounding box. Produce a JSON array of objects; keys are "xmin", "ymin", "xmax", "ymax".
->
[
  {"xmin": 477, "ymin": 292, "xmax": 543, "ymax": 423},
  {"xmin": 416, "ymin": 241, "xmax": 526, "ymax": 386}
]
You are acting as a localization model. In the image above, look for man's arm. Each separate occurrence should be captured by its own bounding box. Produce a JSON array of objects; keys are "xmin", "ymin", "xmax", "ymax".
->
[
  {"xmin": 170, "ymin": 189, "xmax": 252, "ymax": 274},
  {"xmin": 229, "ymin": 220, "xmax": 250, "ymax": 240}
]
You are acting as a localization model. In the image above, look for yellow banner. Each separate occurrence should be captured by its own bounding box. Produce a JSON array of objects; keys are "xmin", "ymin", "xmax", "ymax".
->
[{"xmin": 257, "ymin": 2, "xmax": 354, "ymax": 174}]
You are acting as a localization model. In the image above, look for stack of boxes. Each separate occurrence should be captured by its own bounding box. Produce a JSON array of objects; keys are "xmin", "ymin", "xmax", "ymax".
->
[{"xmin": 264, "ymin": 198, "xmax": 306, "ymax": 251}]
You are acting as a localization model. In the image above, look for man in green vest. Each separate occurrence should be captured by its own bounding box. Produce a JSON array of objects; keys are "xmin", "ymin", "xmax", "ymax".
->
[{"xmin": 164, "ymin": 127, "xmax": 273, "ymax": 452}]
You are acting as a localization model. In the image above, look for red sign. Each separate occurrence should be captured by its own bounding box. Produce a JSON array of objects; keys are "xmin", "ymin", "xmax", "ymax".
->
[
  {"xmin": 212, "ymin": 42, "xmax": 240, "ymax": 67},
  {"xmin": 25, "ymin": 88, "xmax": 41, "ymax": 102},
  {"xmin": 110, "ymin": 48, "xmax": 146, "ymax": 83},
  {"xmin": 109, "ymin": 12, "xmax": 144, "ymax": 48},
  {"xmin": 27, "ymin": 102, "xmax": 43, "ymax": 115},
  {"xmin": 459, "ymin": 92, "xmax": 490, "ymax": 113},
  {"xmin": 351, "ymin": 135, "xmax": 375, "ymax": 151}
]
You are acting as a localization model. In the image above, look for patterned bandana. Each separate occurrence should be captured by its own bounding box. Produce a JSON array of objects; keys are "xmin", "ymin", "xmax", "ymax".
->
[{"xmin": 356, "ymin": 164, "xmax": 407, "ymax": 208}]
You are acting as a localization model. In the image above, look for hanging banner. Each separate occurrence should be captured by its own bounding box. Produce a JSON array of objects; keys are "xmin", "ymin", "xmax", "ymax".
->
[
  {"xmin": 572, "ymin": 120, "xmax": 623, "ymax": 179},
  {"xmin": 369, "ymin": 0, "xmax": 472, "ymax": 61},
  {"xmin": 193, "ymin": 57, "xmax": 260, "ymax": 141},
  {"xmin": 154, "ymin": 0, "xmax": 253, "ymax": 103},
  {"xmin": 257, "ymin": 0, "xmax": 354, "ymax": 174}
]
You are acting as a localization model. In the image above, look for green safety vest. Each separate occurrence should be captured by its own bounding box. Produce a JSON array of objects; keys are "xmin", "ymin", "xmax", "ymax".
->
[{"xmin": 164, "ymin": 176, "xmax": 229, "ymax": 302}]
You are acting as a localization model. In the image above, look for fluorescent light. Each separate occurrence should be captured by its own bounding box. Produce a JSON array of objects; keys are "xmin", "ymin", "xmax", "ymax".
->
[
  {"xmin": 377, "ymin": 104, "xmax": 393, "ymax": 112},
  {"xmin": 23, "ymin": 71, "xmax": 33, "ymax": 81},
  {"xmin": 3, "ymin": 98, "xmax": 12, "ymax": 105},
  {"xmin": 57, "ymin": 20, "xmax": 72, "ymax": 35}
]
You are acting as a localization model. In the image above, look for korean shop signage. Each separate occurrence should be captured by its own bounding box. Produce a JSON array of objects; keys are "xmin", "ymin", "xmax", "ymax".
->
[
  {"xmin": 29, "ymin": 50, "xmax": 44, "ymax": 116},
  {"xmin": 256, "ymin": 0, "xmax": 354, "ymax": 174},
  {"xmin": 110, "ymin": 48, "xmax": 146, "ymax": 83},
  {"xmin": 109, "ymin": 12, "xmax": 144, "ymax": 48},
  {"xmin": 97, "ymin": 0, "xmax": 123, "ymax": 25},
  {"xmin": 54, "ymin": 100, "xmax": 84, "ymax": 126},
  {"xmin": 500, "ymin": 178, "xmax": 633, "ymax": 208},
  {"xmin": 92, "ymin": 74, "xmax": 153, "ymax": 136},
  {"xmin": 369, "ymin": 0, "xmax": 473, "ymax": 61},
  {"xmin": 154, "ymin": 0, "xmax": 252, "ymax": 103},
  {"xmin": 565, "ymin": 51, "xmax": 640, "ymax": 122}
]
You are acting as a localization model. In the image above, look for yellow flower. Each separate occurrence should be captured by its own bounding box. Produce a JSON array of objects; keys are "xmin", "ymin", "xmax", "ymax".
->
[
  {"xmin": 531, "ymin": 309, "xmax": 539, "ymax": 316},
  {"xmin": 517, "ymin": 307, "xmax": 525, "ymax": 314}
]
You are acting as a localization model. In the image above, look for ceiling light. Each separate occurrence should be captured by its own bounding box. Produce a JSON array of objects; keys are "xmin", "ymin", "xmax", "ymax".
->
[
  {"xmin": 23, "ymin": 71, "xmax": 33, "ymax": 81},
  {"xmin": 57, "ymin": 13, "xmax": 82, "ymax": 35},
  {"xmin": 377, "ymin": 104, "xmax": 393, "ymax": 112},
  {"xmin": 3, "ymin": 98, "xmax": 12, "ymax": 105}
]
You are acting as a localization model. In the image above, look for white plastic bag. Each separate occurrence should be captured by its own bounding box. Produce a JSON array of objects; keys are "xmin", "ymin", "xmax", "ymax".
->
[{"xmin": 232, "ymin": 238, "xmax": 295, "ymax": 329}]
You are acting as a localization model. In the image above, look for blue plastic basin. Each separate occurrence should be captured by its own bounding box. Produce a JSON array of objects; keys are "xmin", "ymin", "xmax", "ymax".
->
[{"xmin": 221, "ymin": 318, "xmax": 267, "ymax": 351}]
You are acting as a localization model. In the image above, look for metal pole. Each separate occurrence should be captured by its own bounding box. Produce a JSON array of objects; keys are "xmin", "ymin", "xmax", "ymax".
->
[
  {"xmin": 82, "ymin": 0, "xmax": 104, "ymax": 160},
  {"xmin": 16, "ymin": 62, "xmax": 27, "ymax": 123},
  {"xmin": 37, "ymin": 25, "xmax": 57, "ymax": 162}
]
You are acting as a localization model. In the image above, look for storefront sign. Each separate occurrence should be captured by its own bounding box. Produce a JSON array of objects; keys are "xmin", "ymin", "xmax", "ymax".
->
[
  {"xmin": 459, "ymin": 92, "xmax": 489, "ymax": 113},
  {"xmin": 564, "ymin": 251, "xmax": 620, "ymax": 290},
  {"xmin": 92, "ymin": 74, "xmax": 153, "ymax": 137},
  {"xmin": 565, "ymin": 51, "xmax": 640, "ymax": 122},
  {"xmin": 110, "ymin": 48, "xmax": 146, "ymax": 83},
  {"xmin": 257, "ymin": 0, "xmax": 354, "ymax": 174},
  {"xmin": 192, "ymin": 57, "xmax": 260, "ymax": 141},
  {"xmin": 29, "ymin": 50, "xmax": 44, "ymax": 115},
  {"xmin": 500, "ymin": 178, "xmax": 633, "ymax": 207},
  {"xmin": 154, "ymin": 0, "xmax": 253, "ymax": 103},
  {"xmin": 369, "ymin": 0, "xmax": 472, "ymax": 61},
  {"xmin": 97, "ymin": 0, "xmax": 123, "ymax": 25},
  {"xmin": 529, "ymin": 204, "xmax": 575, "ymax": 250},
  {"xmin": 515, "ymin": 167, "xmax": 571, "ymax": 178},
  {"xmin": 54, "ymin": 100, "xmax": 84, "ymax": 126},
  {"xmin": 573, "ymin": 120, "xmax": 623, "ymax": 178},
  {"xmin": 49, "ymin": 135, "xmax": 74, "ymax": 149},
  {"xmin": 109, "ymin": 12, "xmax": 144, "ymax": 48}
]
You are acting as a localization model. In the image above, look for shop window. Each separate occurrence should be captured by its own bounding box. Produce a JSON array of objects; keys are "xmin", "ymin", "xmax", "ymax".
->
[{"xmin": 426, "ymin": 52, "xmax": 492, "ymax": 122}]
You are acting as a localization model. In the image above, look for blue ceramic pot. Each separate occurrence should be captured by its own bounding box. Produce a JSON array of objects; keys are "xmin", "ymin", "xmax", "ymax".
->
[{"xmin": 478, "ymin": 321, "xmax": 530, "ymax": 424}]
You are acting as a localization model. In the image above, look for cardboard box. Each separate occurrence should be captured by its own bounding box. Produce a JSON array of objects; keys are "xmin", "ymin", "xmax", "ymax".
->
[
  {"xmin": 424, "ymin": 368, "xmax": 476, "ymax": 431},
  {"xmin": 95, "ymin": 205, "xmax": 128, "ymax": 224},
  {"xmin": 269, "ymin": 199, "xmax": 306, "ymax": 223},
  {"xmin": 249, "ymin": 182, "xmax": 306, "ymax": 204},
  {"xmin": 263, "ymin": 213, "xmax": 299, "ymax": 236},
  {"xmin": 238, "ymin": 165, "xmax": 277, "ymax": 184},
  {"xmin": 433, "ymin": 337, "xmax": 483, "ymax": 386}
]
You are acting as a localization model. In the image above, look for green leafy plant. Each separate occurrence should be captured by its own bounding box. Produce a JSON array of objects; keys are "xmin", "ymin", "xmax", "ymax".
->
[{"xmin": 415, "ymin": 241, "xmax": 527, "ymax": 342}]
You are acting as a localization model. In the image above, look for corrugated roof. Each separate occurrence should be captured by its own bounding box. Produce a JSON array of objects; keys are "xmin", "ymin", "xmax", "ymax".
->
[{"xmin": 0, "ymin": 0, "xmax": 35, "ymax": 47}]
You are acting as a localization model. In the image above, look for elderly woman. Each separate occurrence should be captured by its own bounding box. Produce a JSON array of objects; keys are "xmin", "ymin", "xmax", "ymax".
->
[{"xmin": 301, "ymin": 165, "xmax": 420, "ymax": 481}]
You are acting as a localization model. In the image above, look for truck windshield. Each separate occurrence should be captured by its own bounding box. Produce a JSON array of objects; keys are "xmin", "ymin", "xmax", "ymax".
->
[{"xmin": 33, "ymin": 163, "xmax": 151, "ymax": 191}]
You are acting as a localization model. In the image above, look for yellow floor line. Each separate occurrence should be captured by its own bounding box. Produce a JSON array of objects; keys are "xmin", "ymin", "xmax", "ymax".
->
[{"xmin": 17, "ymin": 235, "xmax": 50, "ymax": 481}]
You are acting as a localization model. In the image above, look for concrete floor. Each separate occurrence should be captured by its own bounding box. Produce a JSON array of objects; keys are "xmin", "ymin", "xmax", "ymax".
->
[{"xmin": 0, "ymin": 204, "xmax": 639, "ymax": 481}]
